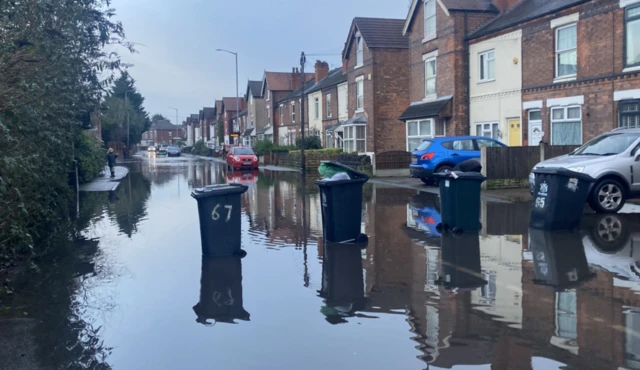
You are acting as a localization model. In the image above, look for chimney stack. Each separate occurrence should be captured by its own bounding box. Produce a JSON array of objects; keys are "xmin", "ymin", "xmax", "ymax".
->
[
  {"xmin": 315, "ymin": 60, "xmax": 330, "ymax": 83},
  {"xmin": 493, "ymin": 0, "xmax": 520, "ymax": 12}
]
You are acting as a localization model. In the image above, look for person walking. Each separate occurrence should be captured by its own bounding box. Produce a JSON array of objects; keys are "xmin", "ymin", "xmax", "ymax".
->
[{"xmin": 106, "ymin": 148, "xmax": 117, "ymax": 178}]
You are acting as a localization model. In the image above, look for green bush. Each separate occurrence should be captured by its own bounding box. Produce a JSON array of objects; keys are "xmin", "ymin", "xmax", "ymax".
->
[
  {"xmin": 272, "ymin": 145, "xmax": 296, "ymax": 153},
  {"xmin": 193, "ymin": 140, "xmax": 209, "ymax": 156},
  {"xmin": 74, "ymin": 132, "xmax": 106, "ymax": 184},
  {"xmin": 289, "ymin": 148, "xmax": 343, "ymax": 155},
  {"xmin": 295, "ymin": 135, "xmax": 323, "ymax": 150},
  {"xmin": 253, "ymin": 139, "xmax": 274, "ymax": 156}
]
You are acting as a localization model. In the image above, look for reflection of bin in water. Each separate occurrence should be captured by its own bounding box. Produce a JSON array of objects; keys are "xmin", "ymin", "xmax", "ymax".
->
[
  {"xmin": 319, "ymin": 243, "xmax": 366, "ymax": 324},
  {"xmin": 529, "ymin": 229, "xmax": 594, "ymax": 290},
  {"xmin": 437, "ymin": 232, "xmax": 486, "ymax": 290},
  {"xmin": 191, "ymin": 184, "xmax": 248, "ymax": 257},
  {"xmin": 530, "ymin": 168, "xmax": 595, "ymax": 231},
  {"xmin": 316, "ymin": 161, "xmax": 369, "ymax": 244},
  {"xmin": 437, "ymin": 172, "xmax": 486, "ymax": 233},
  {"xmin": 193, "ymin": 255, "xmax": 250, "ymax": 325}
]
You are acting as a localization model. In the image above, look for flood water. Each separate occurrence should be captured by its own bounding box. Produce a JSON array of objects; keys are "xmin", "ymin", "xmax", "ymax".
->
[{"xmin": 5, "ymin": 153, "xmax": 640, "ymax": 369}]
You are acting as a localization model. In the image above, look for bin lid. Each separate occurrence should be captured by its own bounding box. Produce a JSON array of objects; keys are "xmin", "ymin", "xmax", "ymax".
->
[
  {"xmin": 436, "ymin": 171, "xmax": 486, "ymax": 182},
  {"xmin": 191, "ymin": 184, "xmax": 248, "ymax": 199},
  {"xmin": 533, "ymin": 167, "xmax": 595, "ymax": 182},
  {"xmin": 319, "ymin": 161, "xmax": 369, "ymax": 180}
]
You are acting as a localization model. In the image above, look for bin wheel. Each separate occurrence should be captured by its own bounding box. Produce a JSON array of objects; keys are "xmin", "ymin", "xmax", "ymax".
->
[
  {"xmin": 479, "ymin": 222, "xmax": 483, "ymax": 230},
  {"xmin": 234, "ymin": 249, "xmax": 248, "ymax": 258},
  {"xmin": 436, "ymin": 223, "xmax": 449, "ymax": 232},
  {"xmin": 452, "ymin": 226, "xmax": 464, "ymax": 234},
  {"xmin": 356, "ymin": 233, "xmax": 369, "ymax": 248}
]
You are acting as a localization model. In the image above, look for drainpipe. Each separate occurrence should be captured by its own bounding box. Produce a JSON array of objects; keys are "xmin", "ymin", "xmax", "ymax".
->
[{"xmin": 464, "ymin": 11, "xmax": 471, "ymax": 136}]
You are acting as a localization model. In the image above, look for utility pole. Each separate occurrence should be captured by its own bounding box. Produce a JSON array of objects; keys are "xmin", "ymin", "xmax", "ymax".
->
[
  {"xmin": 300, "ymin": 51, "xmax": 306, "ymax": 174},
  {"xmin": 169, "ymin": 107, "xmax": 178, "ymax": 127},
  {"xmin": 216, "ymin": 49, "xmax": 239, "ymax": 145}
]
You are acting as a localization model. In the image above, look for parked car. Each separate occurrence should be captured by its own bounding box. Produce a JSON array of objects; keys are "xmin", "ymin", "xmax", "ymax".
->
[
  {"xmin": 529, "ymin": 128, "xmax": 640, "ymax": 213},
  {"xmin": 157, "ymin": 147, "xmax": 168, "ymax": 157},
  {"xmin": 167, "ymin": 146, "xmax": 181, "ymax": 157},
  {"xmin": 410, "ymin": 136, "xmax": 505, "ymax": 185},
  {"xmin": 226, "ymin": 147, "xmax": 259, "ymax": 170},
  {"xmin": 148, "ymin": 146, "xmax": 156, "ymax": 152}
]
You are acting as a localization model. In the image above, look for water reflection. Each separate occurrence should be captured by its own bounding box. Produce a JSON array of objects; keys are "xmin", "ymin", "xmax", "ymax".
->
[
  {"xmin": 193, "ymin": 256, "xmax": 250, "ymax": 325},
  {"xmin": 12, "ymin": 156, "xmax": 640, "ymax": 369}
]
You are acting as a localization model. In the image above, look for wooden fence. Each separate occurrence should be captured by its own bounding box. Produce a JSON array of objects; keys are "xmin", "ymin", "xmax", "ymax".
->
[
  {"xmin": 375, "ymin": 151, "xmax": 411, "ymax": 170},
  {"xmin": 481, "ymin": 145, "xmax": 579, "ymax": 189}
]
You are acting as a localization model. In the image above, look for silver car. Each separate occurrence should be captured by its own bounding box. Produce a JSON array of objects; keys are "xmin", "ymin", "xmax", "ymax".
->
[{"xmin": 529, "ymin": 128, "xmax": 640, "ymax": 213}]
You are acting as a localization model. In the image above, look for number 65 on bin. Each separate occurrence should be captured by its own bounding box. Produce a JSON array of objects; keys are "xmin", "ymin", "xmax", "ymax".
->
[{"xmin": 211, "ymin": 204, "xmax": 233, "ymax": 222}]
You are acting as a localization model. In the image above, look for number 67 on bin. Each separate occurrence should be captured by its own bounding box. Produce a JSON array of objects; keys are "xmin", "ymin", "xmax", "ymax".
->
[{"xmin": 211, "ymin": 204, "xmax": 233, "ymax": 222}]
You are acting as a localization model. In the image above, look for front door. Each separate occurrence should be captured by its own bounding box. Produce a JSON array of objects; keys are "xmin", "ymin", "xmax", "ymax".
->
[
  {"xmin": 529, "ymin": 121, "xmax": 543, "ymax": 146},
  {"xmin": 508, "ymin": 118, "xmax": 521, "ymax": 146}
]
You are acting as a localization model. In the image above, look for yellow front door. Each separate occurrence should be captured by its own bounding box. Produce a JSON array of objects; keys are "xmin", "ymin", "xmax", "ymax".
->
[{"xmin": 508, "ymin": 118, "xmax": 521, "ymax": 146}]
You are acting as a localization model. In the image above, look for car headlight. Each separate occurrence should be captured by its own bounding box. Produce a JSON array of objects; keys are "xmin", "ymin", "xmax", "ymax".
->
[
  {"xmin": 253, "ymin": 156, "xmax": 258, "ymax": 161},
  {"xmin": 234, "ymin": 156, "xmax": 240, "ymax": 161},
  {"xmin": 567, "ymin": 166, "xmax": 584, "ymax": 173},
  {"xmin": 529, "ymin": 172, "xmax": 535, "ymax": 184}
]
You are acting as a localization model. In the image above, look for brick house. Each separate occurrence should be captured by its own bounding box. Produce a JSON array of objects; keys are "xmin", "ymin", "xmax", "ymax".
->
[
  {"xmin": 275, "ymin": 77, "xmax": 316, "ymax": 146},
  {"xmin": 245, "ymin": 80, "xmax": 265, "ymax": 146},
  {"xmin": 342, "ymin": 17, "xmax": 410, "ymax": 154},
  {"xmin": 199, "ymin": 107, "xmax": 216, "ymax": 143},
  {"xmin": 305, "ymin": 65, "xmax": 347, "ymax": 148},
  {"xmin": 261, "ymin": 70, "xmax": 314, "ymax": 143},
  {"xmin": 470, "ymin": 0, "xmax": 640, "ymax": 146},
  {"xmin": 222, "ymin": 97, "xmax": 245, "ymax": 145},
  {"xmin": 400, "ymin": 0, "xmax": 499, "ymax": 151},
  {"xmin": 141, "ymin": 119, "xmax": 185, "ymax": 146}
]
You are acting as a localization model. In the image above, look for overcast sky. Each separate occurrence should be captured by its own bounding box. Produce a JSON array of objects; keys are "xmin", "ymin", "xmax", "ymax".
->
[{"xmin": 112, "ymin": 0, "xmax": 408, "ymax": 125}]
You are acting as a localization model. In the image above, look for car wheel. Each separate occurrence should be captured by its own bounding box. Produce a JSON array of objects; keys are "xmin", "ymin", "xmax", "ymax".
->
[
  {"xmin": 590, "ymin": 179, "xmax": 626, "ymax": 213},
  {"xmin": 433, "ymin": 165, "xmax": 453, "ymax": 185},
  {"xmin": 589, "ymin": 214, "xmax": 629, "ymax": 252}
]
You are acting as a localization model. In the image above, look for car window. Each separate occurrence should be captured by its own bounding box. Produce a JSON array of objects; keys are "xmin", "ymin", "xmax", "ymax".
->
[
  {"xmin": 574, "ymin": 133, "xmax": 640, "ymax": 156},
  {"xmin": 234, "ymin": 148, "xmax": 254, "ymax": 155},
  {"xmin": 441, "ymin": 141, "xmax": 453, "ymax": 150},
  {"xmin": 415, "ymin": 140, "xmax": 433, "ymax": 151},
  {"xmin": 476, "ymin": 139, "xmax": 503, "ymax": 148},
  {"xmin": 452, "ymin": 140, "xmax": 474, "ymax": 151}
]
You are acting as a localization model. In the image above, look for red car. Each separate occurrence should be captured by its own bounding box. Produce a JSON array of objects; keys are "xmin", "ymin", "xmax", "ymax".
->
[{"xmin": 226, "ymin": 147, "xmax": 259, "ymax": 170}]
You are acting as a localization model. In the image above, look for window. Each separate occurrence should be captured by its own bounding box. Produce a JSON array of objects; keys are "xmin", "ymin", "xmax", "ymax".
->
[
  {"xmin": 529, "ymin": 109, "xmax": 542, "ymax": 122},
  {"xmin": 326, "ymin": 94, "xmax": 332, "ymax": 118},
  {"xmin": 356, "ymin": 77, "xmax": 364, "ymax": 111},
  {"xmin": 266, "ymin": 89, "xmax": 270, "ymax": 101},
  {"xmin": 475, "ymin": 122, "xmax": 498, "ymax": 139},
  {"xmin": 435, "ymin": 119, "xmax": 446, "ymax": 136},
  {"xmin": 249, "ymin": 94, "xmax": 253, "ymax": 105},
  {"xmin": 452, "ymin": 139, "xmax": 475, "ymax": 150},
  {"xmin": 424, "ymin": 57, "xmax": 437, "ymax": 98},
  {"xmin": 344, "ymin": 125, "xmax": 366, "ymax": 153},
  {"xmin": 621, "ymin": 100, "xmax": 640, "ymax": 128},
  {"xmin": 479, "ymin": 50, "xmax": 495, "ymax": 81},
  {"xmin": 556, "ymin": 292, "xmax": 577, "ymax": 340},
  {"xmin": 250, "ymin": 113, "xmax": 254, "ymax": 128},
  {"xmin": 279, "ymin": 105, "xmax": 283, "ymax": 125},
  {"xmin": 624, "ymin": 307, "xmax": 640, "ymax": 369},
  {"xmin": 356, "ymin": 34, "xmax": 364, "ymax": 67},
  {"xmin": 406, "ymin": 119, "xmax": 433, "ymax": 151},
  {"xmin": 314, "ymin": 97, "xmax": 319, "ymax": 119},
  {"xmin": 291, "ymin": 102, "xmax": 296, "ymax": 123},
  {"xmin": 626, "ymin": 6, "xmax": 640, "ymax": 67},
  {"xmin": 267, "ymin": 107, "xmax": 270, "ymax": 119},
  {"xmin": 477, "ymin": 139, "xmax": 503, "ymax": 148},
  {"xmin": 424, "ymin": 0, "xmax": 436, "ymax": 40},
  {"xmin": 551, "ymin": 106, "xmax": 581, "ymax": 145},
  {"xmin": 556, "ymin": 24, "xmax": 577, "ymax": 78}
]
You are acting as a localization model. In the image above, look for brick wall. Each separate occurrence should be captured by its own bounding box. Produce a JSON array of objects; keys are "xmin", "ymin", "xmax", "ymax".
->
[
  {"xmin": 346, "ymin": 30, "xmax": 375, "ymax": 150},
  {"xmin": 373, "ymin": 48, "xmax": 410, "ymax": 152}
]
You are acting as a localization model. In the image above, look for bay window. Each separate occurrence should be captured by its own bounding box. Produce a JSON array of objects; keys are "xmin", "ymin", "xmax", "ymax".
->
[
  {"xmin": 406, "ymin": 119, "xmax": 433, "ymax": 151},
  {"xmin": 626, "ymin": 5, "xmax": 640, "ymax": 68},
  {"xmin": 551, "ymin": 106, "xmax": 581, "ymax": 145},
  {"xmin": 424, "ymin": 0, "xmax": 436, "ymax": 40},
  {"xmin": 556, "ymin": 24, "xmax": 577, "ymax": 79},
  {"xmin": 425, "ymin": 57, "xmax": 436, "ymax": 98},
  {"xmin": 344, "ymin": 125, "xmax": 366, "ymax": 153},
  {"xmin": 475, "ymin": 122, "xmax": 498, "ymax": 139}
]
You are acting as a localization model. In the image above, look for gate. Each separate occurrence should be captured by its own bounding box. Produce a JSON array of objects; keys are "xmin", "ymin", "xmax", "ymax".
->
[{"xmin": 374, "ymin": 151, "xmax": 411, "ymax": 177}]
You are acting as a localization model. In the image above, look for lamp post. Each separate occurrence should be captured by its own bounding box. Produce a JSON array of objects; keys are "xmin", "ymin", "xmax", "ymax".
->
[
  {"xmin": 216, "ymin": 49, "xmax": 239, "ymax": 145},
  {"xmin": 300, "ymin": 52, "xmax": 307, "ymax": 174},
  {"xmin": 169, "ymin": 107, "xmax": 179, "ymax": 127}
]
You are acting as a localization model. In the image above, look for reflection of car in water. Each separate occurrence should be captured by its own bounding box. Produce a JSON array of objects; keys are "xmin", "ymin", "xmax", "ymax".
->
[
  {"xmin": 408, "ymin": 192, "xmax": 442, "ymax": 237},
  {"xmin": 226, "ymin": 170, "xmax": 259, "ymax": 185},
  {"xmin": 581, "ymin": 213, "xmax": 640, "ymax": 283},
  {"xmin": 157, "ymin": 147, "xmax": 168, "ymax": 157}
]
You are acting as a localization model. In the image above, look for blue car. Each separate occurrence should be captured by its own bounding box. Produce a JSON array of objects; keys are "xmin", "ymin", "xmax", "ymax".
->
[{"xmin": 410, "ymin": 136, "xmax": 506, "ymax": 185}]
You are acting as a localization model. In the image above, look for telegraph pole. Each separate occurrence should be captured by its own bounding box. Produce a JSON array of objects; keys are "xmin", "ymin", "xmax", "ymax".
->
[{"xmin": 300, "ymin": 52, "xmax": 307, "ymax": 175}]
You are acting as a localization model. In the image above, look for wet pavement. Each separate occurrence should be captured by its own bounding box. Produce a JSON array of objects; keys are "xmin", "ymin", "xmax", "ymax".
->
[{"xmin": 4, "ymin": 152, "xmax": 640, "ymax": 369}]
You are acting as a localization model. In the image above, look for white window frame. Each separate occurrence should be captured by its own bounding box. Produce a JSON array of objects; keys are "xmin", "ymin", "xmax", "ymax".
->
[
  {"xmin": 555, "ymin": 24, "xmax": 577, "ymax": 80},
  {"xmin": 424, "ymin": 0, "xmax": 437, "ymax": 42},
  {"xmin": 314, "ymin": 97, "xmax": 319, "ymax": 119},
  {"xmin": 266, "ymin": 89, "xmax": 270, "ymax": 101},
  {"xmin": 343, "ymin": 124, "xmax": 366, "ymax": 153},
  {"xmin": 279, "ymin": 104, "xmax": 283, "ymax": 125},
  {"xmin": 291, "ymin": 102, "xmax": 296, "ymax": 123},
  {"xmin": 249, "ymin": 94, "xmax": 253, "ymax": 105},
  {"xmin": 550, "ymin": 105, "xmax": 582, "ymax": 145},
  {"xmin": 326, "ymin": 93, "xmax": 332, "ymax": 118},
  {"xmin": 356, "ymin": 33, "xmax": 364, "ymax": 68},
  {"xmin": 424, "ymin": 57, "xmax": 437, "ymax": 99},
  {"xmin": 356, "ymin": 76, "xmax": 364, "ymax": 112},
  {"xmin": 475, "ymin": 121, "xmax": 499, "ymax": 139},
  {"xmin": 406, "ymin": 119, "xmax": 435, "ymax": 151},
  {"xmin": 478, "ymin": 50, "xmax": 495, "ymax": 82}
]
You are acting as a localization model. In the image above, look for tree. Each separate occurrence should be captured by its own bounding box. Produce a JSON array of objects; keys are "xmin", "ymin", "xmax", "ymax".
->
[
  {"xmin": 101, "ymin": 73, "xmax": 150, "ymax": 145},
  {"xmin": 216, "ymin": 119, "xmax": 225, "ymax": 145},
  {"xmin": 152, "ymin": 113, "xmax": 169, "ymax": 122}
]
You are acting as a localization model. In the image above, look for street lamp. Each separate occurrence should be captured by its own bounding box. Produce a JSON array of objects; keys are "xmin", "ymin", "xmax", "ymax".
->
[
  {"xmin": 169, "ymin": 107, "xmax": 178, "ymax": 127},
  {"xmin": 216, "ymin": 49, "xmax": 239, "ymax": 145}
]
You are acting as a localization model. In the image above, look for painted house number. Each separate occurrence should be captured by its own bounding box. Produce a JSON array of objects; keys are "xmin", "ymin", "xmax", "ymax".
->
[{"xmin": 212, "ymin": 204, "xmax": 233, "ymax": 222}]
